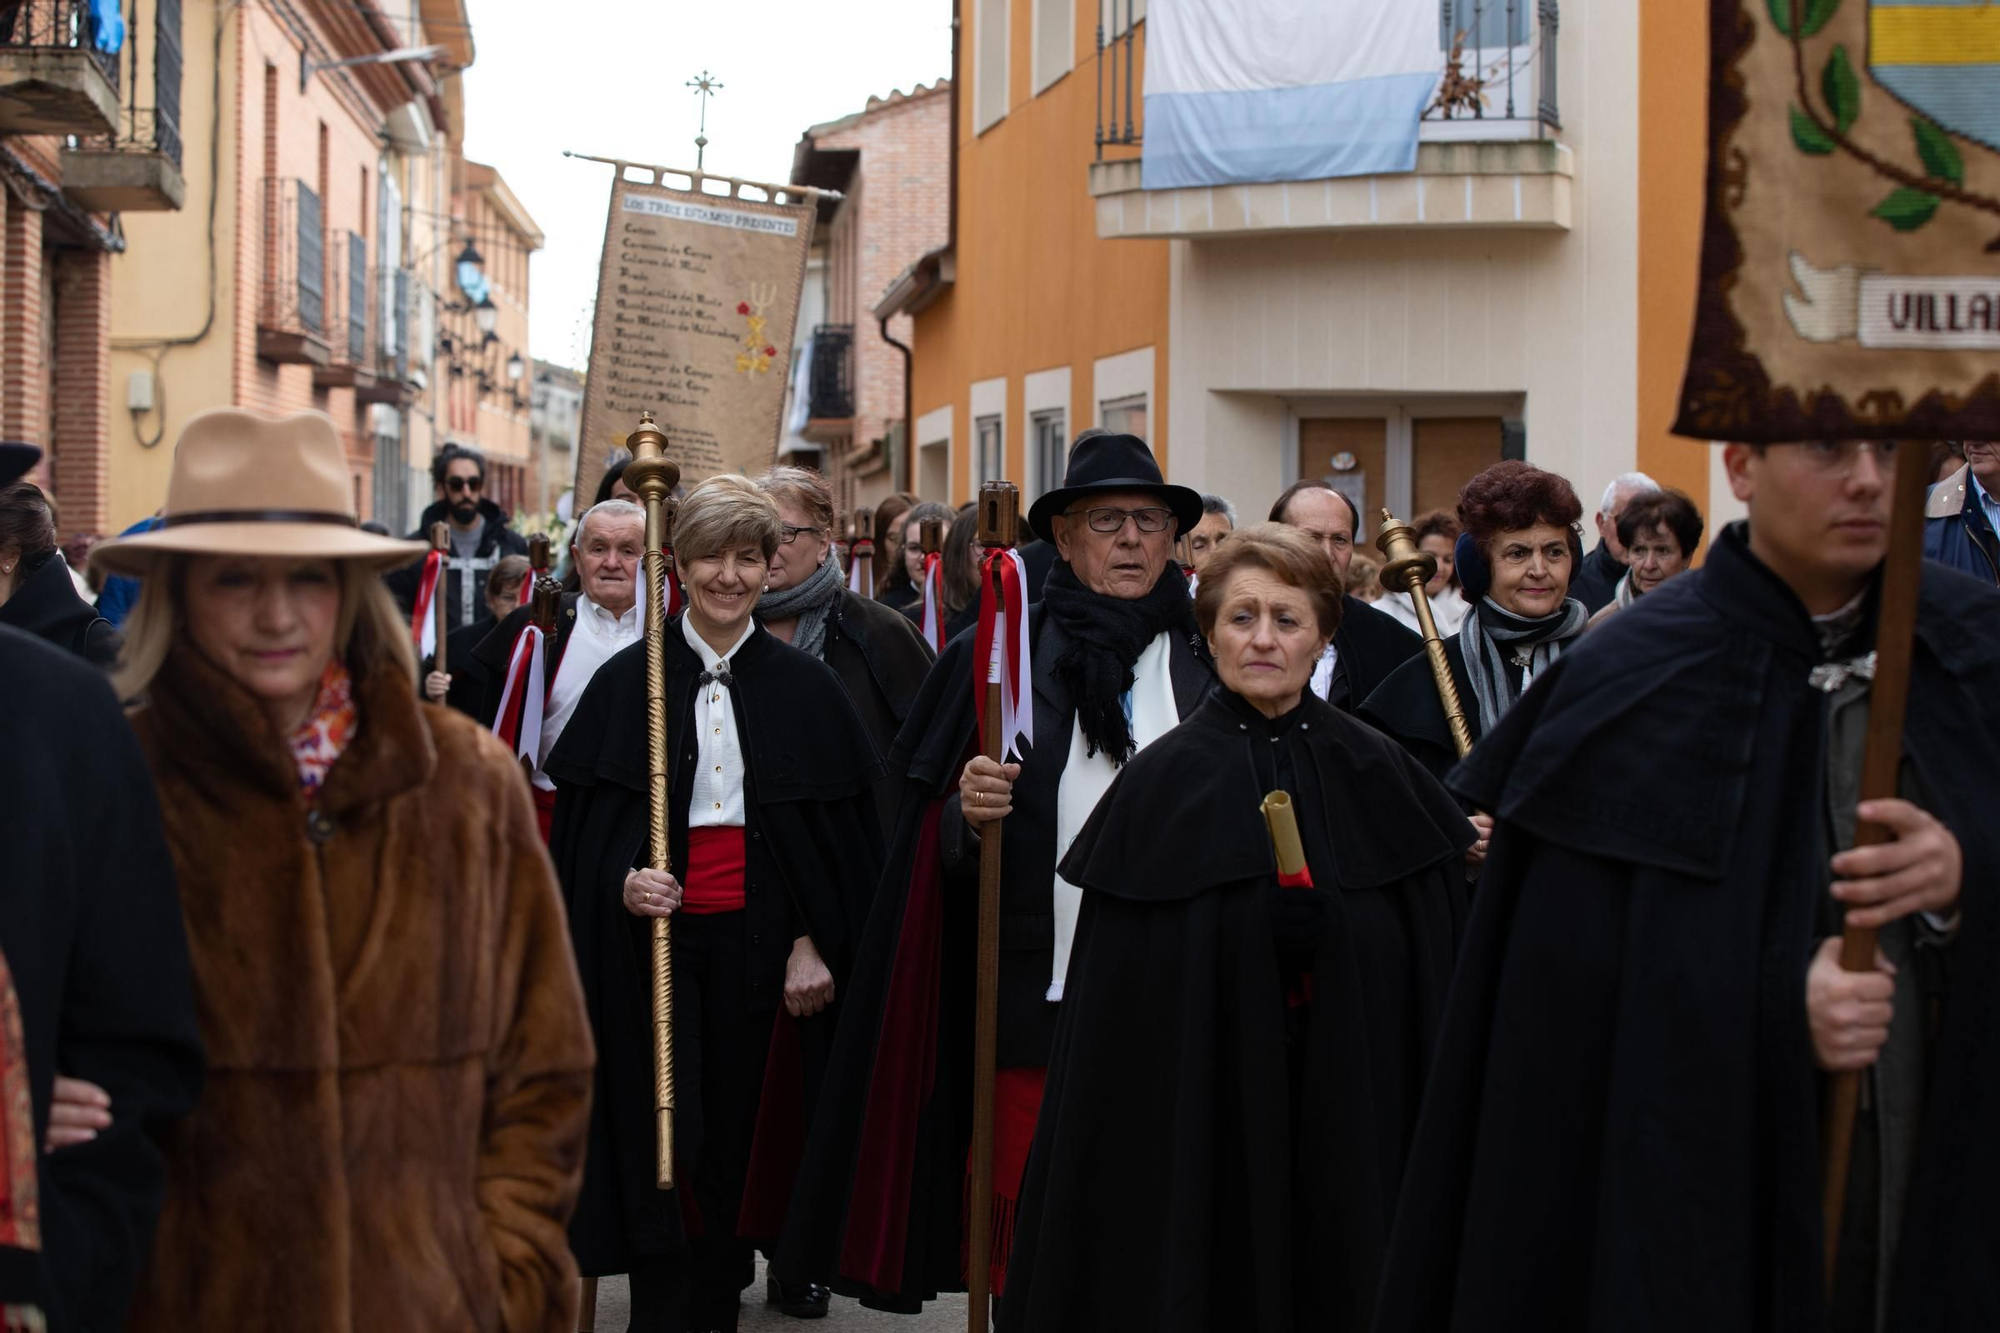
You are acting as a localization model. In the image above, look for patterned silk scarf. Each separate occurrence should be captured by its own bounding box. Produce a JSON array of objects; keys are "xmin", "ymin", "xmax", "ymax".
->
[{"xmin": 289, "ymin": 659, "xmax": 358, "ymax": 798}]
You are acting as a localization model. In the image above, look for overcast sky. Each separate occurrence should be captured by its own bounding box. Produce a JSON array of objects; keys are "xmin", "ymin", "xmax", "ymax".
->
[{"xmin": 459, "ymin": 1, "xmax": 952, "ymax": 368}]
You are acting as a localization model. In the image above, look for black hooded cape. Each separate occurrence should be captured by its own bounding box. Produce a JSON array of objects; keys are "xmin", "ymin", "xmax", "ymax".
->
[
  {"xmin": 1357, "ymin": 632, "xmax": 1479, "ymax": 784},
  {"xmin": 543, "ymin": 621, "xmax": 884, "ymax": 1275},
  {"xmin": 998, "ymin": 689, "xmax": 1471, "ymax": 1333},
  {"xmin": 1326, "ymin": 593, "xmax": 1423, "ymax": 714},
  {"xmin": 774, "ymin": 604, "xmax": 1214, "ymax": 1309},
  {"xmin": 1371, "ymin": 525, "xmax": 2000, "ymax": 1332}
]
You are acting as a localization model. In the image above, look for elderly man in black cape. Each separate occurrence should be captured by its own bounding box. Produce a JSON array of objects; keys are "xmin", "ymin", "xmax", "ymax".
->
[
  {"xmin": 1372, "ymin": 439, "xmax": 2000, "ymax": 1333},
  {"xmin": 774, "ymin": 433, "xmax": 1216, "ymax": 1311},
  {"xmin": 997, "ymin": 523, "xmax": 1471, "ymax": 1332},
  {"xmin": 545, "ymin": 476, "xmax": 884, "ymax": 1331}
]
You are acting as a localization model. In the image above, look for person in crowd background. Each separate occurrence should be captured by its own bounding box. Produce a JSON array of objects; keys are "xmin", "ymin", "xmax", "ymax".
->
[
  {"xmin": 92, "ymin": 408, "xmax": 591, "ymax": 1332},
  {"xmin": 385, "ymin": 443, "xmax": 530, "ymax": 635},
  {"xmin": 424, "ymin": 552, "xmax": 531, "ymax": 719},
  {"xmin": 1346, "ymin": 550, "xmax": 1385, "ymax": 603},
  {"xmin": 0, "ymin": 480, "xmax": 116, "ymax": 668},
  {"xmin": 1268, "ymin": 479, "xmax": 1423, "ymax": 714},
  {"xmin": 870, "ymin": 491, "xmax": 919, "ymax": 599},
  {"xmin": 1923, "ymin": 439, "xmax": 1998, "ymax": 586},
  {"xmin": 1186, "ymin": 493, "xmax": 1236, "ymax": 582},
  {"xmin": 883, "ymin": 500, "xmax": 953, "ymax": 616},
  {"xmin": 1570, "ymin": 471, "xmax": 1661, "ymax": 613},
  {"xmin": 900, "ymin": 502, "xmax": 983, "ymax": 641},
  {"xmin": 1378, "ymin": 509, "xmax": 1471, "ymax": 639},
  {"xmin": 1590, "ymin": 487, "xmax": 1705, "ymax": 627}
]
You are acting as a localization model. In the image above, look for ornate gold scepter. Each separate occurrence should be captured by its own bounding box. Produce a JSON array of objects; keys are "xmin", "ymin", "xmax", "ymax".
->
[
  {"xmin": 623, "ymin": 411, "xmax": 682, "ymax": 1189},
  {"xmin": 965, "ymin": 482, "xmax": 1019, "ymax": 1332},
  {"xmin": 1377, "ymin": 510, "xmax": 1474, "ymax": 760},
  {"xmin": 430, "ymin": 521, "xmax": 452, "ymax": 677}
]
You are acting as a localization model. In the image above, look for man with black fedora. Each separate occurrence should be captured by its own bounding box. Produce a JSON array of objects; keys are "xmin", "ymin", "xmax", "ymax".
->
[{"xmin": 775, "ymin": 431, "xmax": 1218, "ymax": 1312}]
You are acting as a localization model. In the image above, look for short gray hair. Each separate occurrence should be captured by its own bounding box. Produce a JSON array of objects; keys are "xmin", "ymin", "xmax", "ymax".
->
[
  {"xmin": 575, "ymin": 498, "xmax": 644, "ymax": 546},
  {"xmin": 674, "ymin": 474, "xmax": 781, "ymax": 564},
  {"xmin": 1598, "ymin": 471, "xmax": 1660, "ymax": 516},
  {"xmin": 1200, "ymin": 493, "xmax": 1237, "ymax": 526}
]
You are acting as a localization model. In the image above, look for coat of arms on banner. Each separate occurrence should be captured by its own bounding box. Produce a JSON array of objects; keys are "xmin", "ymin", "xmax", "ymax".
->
[{"xmin": 1675, "ymin": 0, "xmax": 2000, "ymax": 442}]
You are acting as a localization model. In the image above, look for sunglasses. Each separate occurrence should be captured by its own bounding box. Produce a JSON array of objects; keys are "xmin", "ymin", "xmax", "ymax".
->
[{"xmin": 446, "ymin": 476, "xmax": 483, "ymax": 494}]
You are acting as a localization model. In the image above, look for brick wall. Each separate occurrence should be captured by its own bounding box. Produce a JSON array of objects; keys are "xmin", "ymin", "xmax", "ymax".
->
[
  {"xmin": 50, "ymin": 249, "xmax": 111, "ymax": 537},
  {"xmin": 2, "ymin": 192, "xmax": 46, "ymax": 451}
]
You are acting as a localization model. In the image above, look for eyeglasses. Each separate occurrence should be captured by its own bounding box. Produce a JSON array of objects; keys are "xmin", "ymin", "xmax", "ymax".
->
[
  {"xmin": 1070, "ymin": 505, "xmax": 1173, "ymax": 534},
  {"xmin": 446, "ymin": 475, "xmax": 483, "ymax": 494},
  {"xmin": 1788, "ymin": 440, "xmax": 1900, "ymax": 477},
  {"xmin": 777, "ymin": 523, "xmax": 821, "ymax": 545}
]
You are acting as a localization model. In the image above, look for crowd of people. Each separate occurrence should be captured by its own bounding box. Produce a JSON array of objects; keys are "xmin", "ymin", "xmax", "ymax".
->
[{"xmin": 0, "ymin": 410, "xmax": 1994, "ymax": 1333}]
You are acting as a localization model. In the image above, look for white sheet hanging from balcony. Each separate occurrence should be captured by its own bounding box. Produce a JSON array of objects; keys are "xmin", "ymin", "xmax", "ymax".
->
[{"xmin": 1142, "ymin": 0, "xmax": 1437, "ymax": 190}]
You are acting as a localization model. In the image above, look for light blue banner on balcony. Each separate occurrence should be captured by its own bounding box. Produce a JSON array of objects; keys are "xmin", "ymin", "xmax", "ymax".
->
[{"xmin": 1141, "ymin": 0, "xmax": 1438, "ymax": 190}]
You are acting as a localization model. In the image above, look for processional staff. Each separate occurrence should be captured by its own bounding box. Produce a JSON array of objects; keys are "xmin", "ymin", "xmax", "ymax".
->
[
  {"xmin": 918, "ymin": 516, "xmax": 947, "ymax": 652},
  {"xmin": 622, "ymin": 411, "xmax": 682, "ymax": 1190},
  {"xmin": 1376, "ymin": 510, "xmax": 1474, "ymax": 760},
  {"xmin": 526, "ymin": 532, "xmax": 552, "ymax": 602},
  {"xmin": 429, "ymin": 522, "xmax": 452, "ymax": 677},
  {"xmin": 849, "ymin": 506, "xmax": 875, "ymax": 595},
  {"xmin": 965, "ymin": 482, "xmax": 1022, "ymax": 1333}
]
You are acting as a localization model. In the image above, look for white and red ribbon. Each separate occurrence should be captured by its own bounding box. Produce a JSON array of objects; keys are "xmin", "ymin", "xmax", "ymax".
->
[
  {"xmin": 491, "ymin": 624, "xmax": 548, "ymax": 771},
  {"xmin": 973, "ymin": 547, "xmax": 1033, "ymax": 761},
  {"xmin": 920, "ymin": 551, "xmax": 945, "ymax": 652},
  {"xmin": 518, "ymin": 569, "xmax": 535, "ymax": 605},
  {"xmin": 411, "ymin": 549, "xmax": 444, "ymax": 658}
]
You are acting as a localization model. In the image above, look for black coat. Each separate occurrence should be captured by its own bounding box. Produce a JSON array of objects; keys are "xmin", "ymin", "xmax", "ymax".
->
[
  {"xmin": 544, "ymin": 621, "xmax": 884, "ymax": 1275},
  {"xmin": 818, "ymin": 590, "xmax": 936, "ymax": 827},
  {"xmin": 1357, "ymin": 633, "xmax": 1480, "ymax": 784},
  {"xmin": 1327, "ymin": 594, "xmax": 1422, "ymax": 715},
  {"xmin": 383, "ymin": 499, "xmax": 529, "ymax": 636},
  {"xmin": 876, "ymin": 568, "xmax": 920, "ymax": 616},
  {"xmin": 0, "ymin": 627, "xmax": 203, "ymax": 1328},
  {"xmin": 1000, "ymin": 690, "xmax": 1470, "ymax": 1333},
  {"xmin": 421, "ymin": 612, "xmax": 496, "ymax": 719},
  {"xmin": 1372, "ymin": 525, "xmax": 2000, "ymax": 1333},
  {"xmin": 774, "ymin": 605, "xmax": 1214, "ymax": 1309},
  {"xmin": 0, "ymin": 556, "xmax": 115, "ymax": 669},
  {"xmin": 1568, "ymin": 541, "xmax": 1625, "ymax": 615},
  {"xmin": 472, "ymin": 593, "xmax": 586, "ymax": 731}
]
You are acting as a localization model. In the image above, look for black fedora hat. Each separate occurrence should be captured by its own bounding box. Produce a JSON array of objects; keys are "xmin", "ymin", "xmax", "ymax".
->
[
  {"xmin": 1026, "ymin": 432, "xmax": 1202, "ymax": 542},
  {"xmin": 0, "ymin": 442, "xmax": 39, "ymax": 489}
]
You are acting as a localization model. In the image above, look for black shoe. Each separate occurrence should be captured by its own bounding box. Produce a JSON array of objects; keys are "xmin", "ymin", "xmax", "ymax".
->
[{"xmin": 764, "ymin": 1276, "xmax": 831, "ymax": 1319}]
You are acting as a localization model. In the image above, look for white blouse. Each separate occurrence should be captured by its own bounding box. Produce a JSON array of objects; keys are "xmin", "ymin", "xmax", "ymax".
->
[{"xmin": 682, "ymin": 615, "xmax": 755, "ymax": 829}]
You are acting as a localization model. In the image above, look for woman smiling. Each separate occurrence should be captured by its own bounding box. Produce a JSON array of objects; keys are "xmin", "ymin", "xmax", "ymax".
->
[{"xmin": 998, "ymin": 524, "xmax": 1470, "ymax": 1333}]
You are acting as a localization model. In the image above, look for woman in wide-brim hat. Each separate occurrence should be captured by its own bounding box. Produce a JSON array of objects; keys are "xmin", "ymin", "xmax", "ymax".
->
[{"xmin": 92, "ymin": 407, "xmax": 595, "ymax": 1333}]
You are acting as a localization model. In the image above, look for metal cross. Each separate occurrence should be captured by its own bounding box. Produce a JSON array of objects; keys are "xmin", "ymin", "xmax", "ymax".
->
[{"xmin": 687, "ymin": 69, "xmax": 723, "ymax": 171}]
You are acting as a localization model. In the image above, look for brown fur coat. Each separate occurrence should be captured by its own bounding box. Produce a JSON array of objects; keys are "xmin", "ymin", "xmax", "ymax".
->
[{"xmin": 124, "ymin": 647, "xmax": 594, "ymax": 1332}]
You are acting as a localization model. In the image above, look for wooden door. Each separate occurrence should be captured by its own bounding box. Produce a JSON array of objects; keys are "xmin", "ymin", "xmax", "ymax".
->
[
  {"xmin": 1412, "ymin": 416, "xmax": 1502, "ymax": 520},
  {"xmin": 1297, "ymin": 418, "xmax": 1387, "ymax": 530}
]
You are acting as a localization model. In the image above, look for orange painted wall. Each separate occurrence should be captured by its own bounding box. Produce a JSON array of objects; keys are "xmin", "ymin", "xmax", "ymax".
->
[
  {"xmin": 1636, "ymin": 0, "xmax": 1712, "ymax": 510},
  {"xmin": 909, "ymin": 1, "xmax": 1171, "ymax": 502}
]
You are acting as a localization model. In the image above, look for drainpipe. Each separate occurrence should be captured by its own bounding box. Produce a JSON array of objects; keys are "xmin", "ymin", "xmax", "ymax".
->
[{"xmin": 881, "ymin": 312, "xmax": 913, "ymax": 490}]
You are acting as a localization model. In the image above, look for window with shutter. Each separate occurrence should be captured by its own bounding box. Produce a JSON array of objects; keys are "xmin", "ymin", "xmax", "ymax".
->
[
  {"xmin": 297, "ymin": 184, "xmax": 323, "ymax": 334},
  {"xmin": 348, "ymin": 232, "xmax": 367, "ymax": 362}
]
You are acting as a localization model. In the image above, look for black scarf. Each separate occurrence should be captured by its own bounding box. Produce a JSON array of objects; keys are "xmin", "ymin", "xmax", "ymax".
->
[{"xmin": 1042, "ymin": 559, "xmax": 1193, "ymax": 764}]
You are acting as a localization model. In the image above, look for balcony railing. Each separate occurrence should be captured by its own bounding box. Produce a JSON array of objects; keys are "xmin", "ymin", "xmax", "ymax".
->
[
  {"xmin": 315, "ymin": 231, "xmax": 383, "ymax": 391},
  {"xmin": 1093, "ymin": 1, "xmax": 1141, "ymax": 160},
  {"xmin": 258, "ymin": 177, "xmax": 330, "ymax": 366},
  {"xmin": 62, "ymin": 0, "xmax": 184, "ymax": 212},
  {"xmin": 0, "ymin": 0, "xmax": 122, "ymax": 135},
  {"xmin": 1422, "ymin": 0, "xmax": 1559, "ymax": 133},
  {"xmin": 808, "ymin": 324, "xmax": 854, "ymax": 421}
]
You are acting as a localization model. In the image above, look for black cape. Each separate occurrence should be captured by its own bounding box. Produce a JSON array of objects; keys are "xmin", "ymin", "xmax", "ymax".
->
[
  {"xmin": 817, "ymin": 590, "xmax": 937, "ymax": 828},
  {"xmin": 774, "ymin": 605, "xmax": 1215, "ymax": 1309},
  {"xmin": 421, "ymin": 611, "xmax": 496, "ymax": 720},
  {"xmin": 0, "ymin": 627, "xmax": 203, "ymax": 1328},
  {"xmin": 999, "ymin": 689, "xmax": 1471, "ymax": 1333},
  {"xmin": 0, "ymin": 556, "xmax": 116, "ymax": 669},
  {"xmin": 1372, "ymin": 525, "xmax": 2000, "ymax": 1333},
  {"xmin": 544, "ymin": 620, "xmax": 884, "ymax": 1274},
  {"xmin": 1325, "ymin": 593, "xmax": 1423, "ymax": 715},
  {"xmin": 472, "ymin": 592, "xmax": 585, "ymax": 731},
  {"xmin": 1357, "ymin": 632, "xmax": 1479, "ymax": 784},
  {"xmin": 1568, "ymin": 541, "xmax": 1625, "ymax": 615}
]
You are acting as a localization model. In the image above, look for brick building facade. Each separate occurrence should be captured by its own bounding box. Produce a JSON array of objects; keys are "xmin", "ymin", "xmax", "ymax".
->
[{"xmin": 789, "ymin": 81, "xmax": 950, "ymax": 512}]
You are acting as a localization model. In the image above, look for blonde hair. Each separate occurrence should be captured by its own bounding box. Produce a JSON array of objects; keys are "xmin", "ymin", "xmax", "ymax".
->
[
  {"xmin": 672, "ymin": 474, "xmax": 781, "ymax": 568},
  {"xmin": 114, "ymin": 555, "xmax": 417, "ymax": 702},
  {"xmin": 755, "ymin": 464, "xmax": 836, "ymax": 534}
]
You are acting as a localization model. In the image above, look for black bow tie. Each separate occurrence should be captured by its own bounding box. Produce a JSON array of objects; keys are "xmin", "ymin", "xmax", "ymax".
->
[{"xmin": 697, "ymin": 668, "xmax": 733, "ymax": 689}]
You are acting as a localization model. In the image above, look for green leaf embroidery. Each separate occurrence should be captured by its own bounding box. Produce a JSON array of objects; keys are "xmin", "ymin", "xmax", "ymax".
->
[
  {"xmin": 1911, "ymin": 118, "xmax": 1964, "ymax": 185},
  {"xmin": 1791, "ymin": 105, "xmax": 1837, "ymax": 154},
  {"xmin": 1870, "ymin": 187, "xmax": 1942, "ymax": 232},
  {"xmin": 1823, "ymin": 46, "xmax": 1861, "ymax": 135},
  {"xmin": 1769, "ymin": 0, "xmax": 1840, "ymax": 37}
]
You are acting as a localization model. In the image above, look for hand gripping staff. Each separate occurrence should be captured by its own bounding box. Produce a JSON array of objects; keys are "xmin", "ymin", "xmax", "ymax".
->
[
  {"xmin": 1375, "ymin": 510, "xmax": 1474, "ymax": 761},
  {"xmin": 1821, "ymin": 450, "xmax": 1930, "ymax": 1293},
  {"xmin": 624, "ymin": 411, "xmax": 683, "ymax": 1190},
  {"xmin": 966, "ymin": 481, "xmax": 1030, "ymax": 1331}
]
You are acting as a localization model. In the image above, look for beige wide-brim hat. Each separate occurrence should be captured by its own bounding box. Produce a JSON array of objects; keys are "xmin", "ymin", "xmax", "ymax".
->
[{"xmin": 91, "ymin": 408, "xmax": 429, "ymax": 579}]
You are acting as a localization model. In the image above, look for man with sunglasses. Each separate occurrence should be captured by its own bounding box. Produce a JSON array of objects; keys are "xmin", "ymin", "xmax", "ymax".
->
[
  {"xmin": 1374, "ymin": 436, "xmax": 2000, "ymax": 1332},
  {"xmin": 778, "ymin": 432, "xmax": 1216, "ymax": 1313},
  {"xmin": 386, "ymin": 443, "xmax": 530, "ymax": 635}
]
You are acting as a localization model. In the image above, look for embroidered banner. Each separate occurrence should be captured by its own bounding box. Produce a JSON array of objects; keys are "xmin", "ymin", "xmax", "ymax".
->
[
  {"xmin": 574, "ymin": 164, "xmax": 818, "ymax": 498},
  {"xmin": 1675, "ymin": 0, "xmax": 2000, "ymax": 441}
]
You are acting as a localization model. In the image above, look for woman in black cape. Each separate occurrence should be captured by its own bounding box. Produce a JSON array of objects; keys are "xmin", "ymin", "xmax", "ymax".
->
[{"xmin": 999, "ymin": 524, "xmax": 1472, "ymax": 1333}]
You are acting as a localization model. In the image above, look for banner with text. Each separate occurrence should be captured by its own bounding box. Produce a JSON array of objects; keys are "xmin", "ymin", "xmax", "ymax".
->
[
  {"xmin": 575, "ymin": 169, "xmax": 816, "ymax": 498},
  {"xmin": 1675, "ymin": 0, "xmax": 2000, "ymax": 441}
]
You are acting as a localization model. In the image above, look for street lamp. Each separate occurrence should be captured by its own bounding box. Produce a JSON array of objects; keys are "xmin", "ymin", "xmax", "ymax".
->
[
  {"xmin": 474, "ymin": 295, "xmax": 498, "ymax": 341},
  {"xmin": 506, "ymin": 351, "xmax": 525, "ymax": 383}
]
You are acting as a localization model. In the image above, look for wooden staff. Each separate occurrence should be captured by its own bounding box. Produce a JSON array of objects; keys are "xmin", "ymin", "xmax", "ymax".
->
[
  {"xmin": 1821, "ymin": 444, "xmax": 1932, "ymax": 1290},
  {"xmin": 852, "ymin": 505, "xmax": 875, "ymax": 592},
  {"xmin": 622, "ymin": 410, "xmax": 682, "ymax": 1190},
  {"xmin": 920, "ymin": 516, "xmax": 944, "ymax": 558},
  {"xmin": 1376, "ymin": 510, "xmax": 1474, "ymax": 759},
  {"xmin": 966, "ymin": 482, "xmax": 1018, "ymax": 1332},
  {"xmin": 527, "ymin": 531, "xmax": 551, "ymax": 579},
  {"xmin": 429, "ymin": 521, "xmax": 452, "ymax": 677}
]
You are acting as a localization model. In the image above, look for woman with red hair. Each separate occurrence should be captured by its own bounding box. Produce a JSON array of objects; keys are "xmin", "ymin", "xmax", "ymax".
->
[{"xmin": 1361, "ymin": 461, "xmax": 1589, "ymax": 786}]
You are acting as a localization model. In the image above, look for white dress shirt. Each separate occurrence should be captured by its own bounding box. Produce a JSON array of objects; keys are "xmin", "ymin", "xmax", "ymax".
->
[
  {"xmin": 1309, "ymin": 641, "xmax": 1340, "ymax": 701},
  {"xmin": 684, "ymin": 615, "xmax": 756, "ymax": 828},
  {"xmin": 533, "ymin": 594, "xmax": 643, "ymax": 791}
]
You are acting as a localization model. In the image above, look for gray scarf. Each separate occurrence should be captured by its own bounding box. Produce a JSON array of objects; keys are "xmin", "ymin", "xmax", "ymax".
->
[
  {"xmin": 1462, "ymin": 595, "xmax": 1588, "ymax": 736},
  {"xmin": 757, "ymin": 551, "xmax": 845, "ymax": 660}
]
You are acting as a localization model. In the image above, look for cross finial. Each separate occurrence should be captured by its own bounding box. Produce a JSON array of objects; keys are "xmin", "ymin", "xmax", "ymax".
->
[{"xmin": 687, "ymin": 69, "xmax": 723, "ymax": 171}]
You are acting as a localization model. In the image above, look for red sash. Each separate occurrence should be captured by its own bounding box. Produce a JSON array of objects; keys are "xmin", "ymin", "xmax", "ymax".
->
[{"xmin": 683, "ymin": 826, "xmax": 747, "ymax": 915}]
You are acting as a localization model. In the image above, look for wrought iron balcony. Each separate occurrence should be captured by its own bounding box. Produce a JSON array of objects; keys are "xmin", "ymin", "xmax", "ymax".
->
[
  {"xmin": 0, "ymin": 0, "xmax": 120, "ymax": 135},
  {"xmin": 257, "ymin": 177, "xmax": 331, "ymax": 367},
  {"xmin": 807, "ymin": 323, "xmax": 855, "ymax": 422},
  {"xmin": 315, "ymin": 231, "xmax": 385, "ymax": 393},
  {"xmin": 61, "ymin": 0, "xmax": 181, "ymax": 210}
]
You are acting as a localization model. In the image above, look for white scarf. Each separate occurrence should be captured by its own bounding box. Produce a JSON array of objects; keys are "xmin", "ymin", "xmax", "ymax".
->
[{"xmin": 1048, "ymin": 629, "xmax": 1179, "ymax": 1000}]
